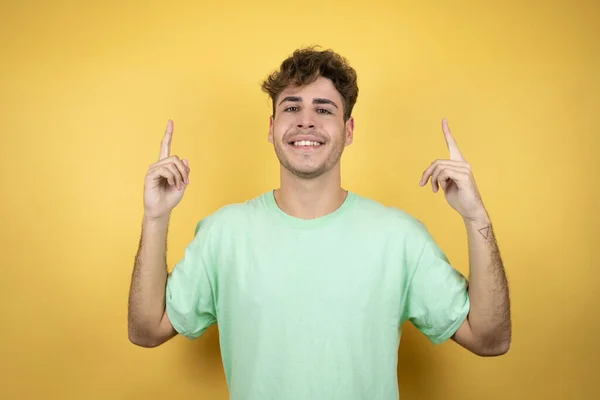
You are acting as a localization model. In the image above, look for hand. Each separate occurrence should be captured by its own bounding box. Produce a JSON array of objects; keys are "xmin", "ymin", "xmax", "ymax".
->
[
  {"xmin": 419, "ymin": 119, "xmax": 486, "ymax": 221},
  {"xmin": 143, "ymin": 120, "xmax": 191, "ymax": 220}
]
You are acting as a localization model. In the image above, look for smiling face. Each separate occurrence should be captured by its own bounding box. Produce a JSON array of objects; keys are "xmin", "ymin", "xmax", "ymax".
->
[{"xmin": 268, "ymin": 76, "xmax": 354, "ymax": 180}]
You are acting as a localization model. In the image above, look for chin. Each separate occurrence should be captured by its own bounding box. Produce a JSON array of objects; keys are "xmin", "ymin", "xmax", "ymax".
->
[
  {"xmin": 284, "ymin": 160, "xmax": 334, "ymax": 180},
  {"xmin": 275, "ymin": 143, "xmax": 340, "ymax": 179}
]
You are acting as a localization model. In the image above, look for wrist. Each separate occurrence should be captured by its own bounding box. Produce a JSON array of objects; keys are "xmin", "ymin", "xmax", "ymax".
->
[
  {"xmin": 142, "ymin": 213, "xmax": 170, "ymax": 228},
  {"xmin": 463, "ymin": 209, "xmax": 490, "ymax": 226}
]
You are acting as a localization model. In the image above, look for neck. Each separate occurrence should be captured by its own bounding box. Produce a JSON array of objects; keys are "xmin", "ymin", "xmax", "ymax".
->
[{"xmin": 274, "ymin": 166, "xmax": 347, "ymax": 220}]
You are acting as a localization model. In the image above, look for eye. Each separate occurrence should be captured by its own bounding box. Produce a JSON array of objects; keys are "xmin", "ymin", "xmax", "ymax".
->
[
  {"xmin": 284, "ymin": 106, "xmax": 299, "ymax": 112},
  {"xmin": 317, "ymin": 108, "xmax": 332, "ymax": 114}
]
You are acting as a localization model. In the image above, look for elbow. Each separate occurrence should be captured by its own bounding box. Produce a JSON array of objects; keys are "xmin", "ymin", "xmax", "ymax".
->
[
  {"xmin": 496, "ymin": 340, "xmax": 511, "ymax": 355},
  {"xmin": 474, "ymin": 336, "xmax": 511, "ymax": 357},
  {"xmin": 129, "ymin": 333, "xmax": 160, "ymax": 348},
  {"xmin": 471, "ymin": 320, "xmax": 512, "ymax": 357},
  {"xmin": 128, "ymin": 325, "xmax": 163, "ymax": 348},
  {"xmin": 479, "ymin": 341, "xmax": 510, "ymax": 357}
]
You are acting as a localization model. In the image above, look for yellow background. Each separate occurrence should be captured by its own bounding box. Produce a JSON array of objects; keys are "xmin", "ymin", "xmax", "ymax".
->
[{"xmin": 1, "ymin": 0, "xmax": 598, "ymax": 399}]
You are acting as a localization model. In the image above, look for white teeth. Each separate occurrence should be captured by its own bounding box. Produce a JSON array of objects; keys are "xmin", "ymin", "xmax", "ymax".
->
[{"xmin": 293, "ymin": 140, "xmax": 321, "ymax": 147}]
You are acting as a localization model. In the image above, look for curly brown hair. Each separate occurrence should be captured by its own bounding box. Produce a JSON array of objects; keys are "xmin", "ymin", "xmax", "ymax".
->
[{"xmin": 261, "ymin": 46, "xmax": 359, "ymax": 121}]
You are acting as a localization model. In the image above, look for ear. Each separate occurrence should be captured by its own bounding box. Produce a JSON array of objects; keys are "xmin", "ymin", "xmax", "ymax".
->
[
  {"xmin": 268, "ymin": 115, "xmax": 274, "ymax": 144},
  {"xmin": 344, "ymin": 117, "xmax": 354, "ymax": 146}
]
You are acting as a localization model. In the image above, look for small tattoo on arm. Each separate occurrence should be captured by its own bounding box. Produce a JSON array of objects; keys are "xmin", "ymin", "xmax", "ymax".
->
[{"xmin": 478, "ymin": 226, "xmax": 491, "ymax": 239}]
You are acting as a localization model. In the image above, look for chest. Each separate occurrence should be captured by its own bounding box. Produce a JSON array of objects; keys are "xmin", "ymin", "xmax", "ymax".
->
[{"xmin": 212, "ymin": 224, "xmax": 407, "ymax": 327}]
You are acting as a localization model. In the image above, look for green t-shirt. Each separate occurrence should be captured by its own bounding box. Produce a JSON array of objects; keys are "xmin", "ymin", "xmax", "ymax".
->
[{"xmin": 166, "ymin": 190, "xmax": 470, "ymax": 400}]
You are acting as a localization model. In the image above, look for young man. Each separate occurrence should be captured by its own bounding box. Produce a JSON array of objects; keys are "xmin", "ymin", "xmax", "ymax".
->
[{"xmin": 128, "ymin": 47, "xmax": 511, "ymax": 399}]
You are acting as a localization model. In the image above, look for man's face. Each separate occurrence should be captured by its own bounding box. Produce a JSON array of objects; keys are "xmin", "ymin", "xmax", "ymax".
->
[{"xmin": 268, "ymin": 76, "xmax": 354, "ymax": 179}]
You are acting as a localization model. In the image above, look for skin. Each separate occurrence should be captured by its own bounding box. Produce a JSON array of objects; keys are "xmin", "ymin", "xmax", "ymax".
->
[
  {"xmin": 420, "ymin": 119, "xmax": 511, "ymax": 356},
  {"xmin": 128, "ymin": 76, "xmax": 511, "ymax": 357},
  {"xmin": 127, "ymin": 120, "xmax": 187, "ymax": 347},
  {"xmin": 268, "ymin": 76, "xmax": 355, "ymax": 219}
]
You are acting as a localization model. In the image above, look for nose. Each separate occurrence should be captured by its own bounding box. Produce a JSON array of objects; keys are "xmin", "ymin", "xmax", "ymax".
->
[
  {"xmin": 297, "ymin": 121, "xmax": 315, "ymax": 129},
  {"xmin": 296, "ymin": 112, "xmax": 315, "ymax": 129}
]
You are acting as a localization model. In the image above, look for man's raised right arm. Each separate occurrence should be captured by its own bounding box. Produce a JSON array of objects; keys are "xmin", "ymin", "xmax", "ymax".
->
[
  {"xmin": 127, "ymin": 120, "xmax": 190, "ymax": 347},
  {"xmin": 128, "ymin": 215, "xmax": 177, "ymax": 347}
]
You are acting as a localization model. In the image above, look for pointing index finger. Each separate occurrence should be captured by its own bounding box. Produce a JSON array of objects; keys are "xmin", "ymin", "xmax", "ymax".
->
[
  {"xmin": 442, "ymin": 118, "xmax": 464, "ymax": 161},
  {"xmin": 159, "ymin": 119, "xmax": 173, "ymax": 160}
]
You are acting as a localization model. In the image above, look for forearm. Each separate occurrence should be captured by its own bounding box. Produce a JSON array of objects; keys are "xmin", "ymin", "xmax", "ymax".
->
[
  {"xmin": 464, "ymin": 211, "xmax": 511, "ymax": 351},
  {"xmin": 128, "ymin": 214, "xmax": 170, "ymax": 339}
]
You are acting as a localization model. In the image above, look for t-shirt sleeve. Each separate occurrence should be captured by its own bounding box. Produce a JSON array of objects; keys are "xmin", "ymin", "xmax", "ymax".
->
[
  {"xmin": 404, "ymin": 220, "xmax": 470, "ymax": 345},
  {"xmin": 165, "ymin": 217, "xmax": 218, "ymax": 340}
]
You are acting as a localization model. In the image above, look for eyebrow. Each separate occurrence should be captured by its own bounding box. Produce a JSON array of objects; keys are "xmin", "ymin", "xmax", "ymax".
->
[{"xmin": 278, "ymin": 96, "xmax": 338, "ymax": 109}]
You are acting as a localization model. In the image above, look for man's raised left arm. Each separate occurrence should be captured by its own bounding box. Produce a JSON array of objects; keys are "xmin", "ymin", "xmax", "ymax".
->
[{"xmin": 420, "ymin": 118, "xmax": 511, "ymax": 357}]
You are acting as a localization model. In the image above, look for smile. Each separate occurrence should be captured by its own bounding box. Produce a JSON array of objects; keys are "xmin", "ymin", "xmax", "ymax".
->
[{"xmin": 291, "ymin": 140, "xmax": 323, "ymax": 147}]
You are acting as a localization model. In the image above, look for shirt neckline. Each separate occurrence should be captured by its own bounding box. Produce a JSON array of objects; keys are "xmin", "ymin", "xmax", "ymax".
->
[{"xmin": 264, "ymin": 189, "xmax": 357, "ymax": 229}]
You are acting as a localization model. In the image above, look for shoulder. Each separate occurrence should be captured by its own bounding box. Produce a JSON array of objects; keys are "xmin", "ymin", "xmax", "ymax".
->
[
  {"xmin": 192, "ymin": 191, "xmax": 271, "ymax": 236},
  {"xmin": 350, "ymin": 192, "xmax": 430, "ymax": 236},
  {"xmin": 352, "ymin": 193, "xmax": 449, "ymax": 269}
]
